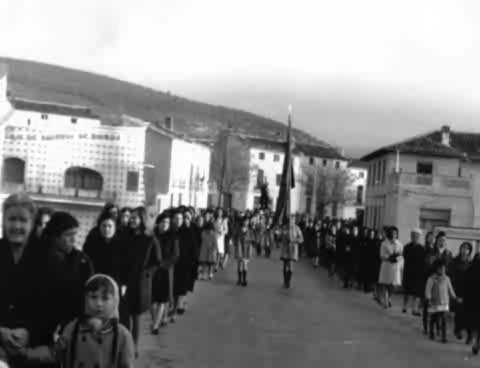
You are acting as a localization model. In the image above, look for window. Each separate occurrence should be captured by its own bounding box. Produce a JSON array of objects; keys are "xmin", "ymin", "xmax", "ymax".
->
[
  {"xmin": 356, "ymin": 185, "xmax": 364, "ymax": 205},
  {"xmin": 254, "ymin": 196, "xmax": 261, "ymax": 208},
  {"xmin": 371, "ymin": 163, "xmax": 377, "ymax": 186},
  {"xmin": 359, "ymin": 172, "xmax": 365, "ymax": 179},
  {"xmin": 71, "ymin": 117, "xmax": 77, "ymax": 124},
  {"xmin": 259, "ymin": 152, "xmax": 265, "ymax": 160},
  {"xmin": 276, "ymin": 174, "xmax": 282, "ymax": 186},
  {"xmin": 305, "ymin": 196, "xmax": 312, "ymax": 214},
  {"xmin": 41, "ymin": 114, "xmax": 48, "ymax": 120},
  {"xmin": 170, "ymin": 193, "xmax": 174, "ymax": 207},
  {"xmin": 309, "ymin": 157, "xmax": 315, "ymax": 165},
  {"xmin": 3, "ymin": 157, "xmax": 25, "ymax": 184},
  {"xmin": 156, "ymin": 198, "xmax": 162, "ymax": 212},
  {"xmin": 335, "ymin": 161, "xmax": 340, "ymax": 169},
  {"xmin": 65, "ymin": 167, "xmax": 103, "ymax": 191},
  {"xmin": 178, "ymin": 193, "xmax": 183, "ymax": 205},
  {"xmin": 257, "ymin": 169, "xmax": 265, "ymax": 187},
  {"xmin": 416, "ymin": 162, "xmax": 433, "ymax": 185},
  {"xmin": 274, "ymin": 154, "xmax": 280, "ymax": 162},
  {"xmin": 381, "ymin": 159, "xmax": 386, "ymax": 184},
  {"xmin": 419, "ymin": 208, "xmax": 450, "ymax": 231},
  {"xmin": 126, "ymin": 171, "xmax": 139, "ymax": 191},
  {"xmin": 417, "ymin": 162, "xmax": 433, "ymax": 175},
  {"xmin": 323, "ymin": 159, "xmax": 328, "ymax": 167}
]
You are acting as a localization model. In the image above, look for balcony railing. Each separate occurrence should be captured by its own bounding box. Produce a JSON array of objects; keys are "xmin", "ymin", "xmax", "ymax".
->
[
  {"xmin": 388, "ymin": 172, "xmax": 471, "ymax": 193},
  {"xmin": 1, "ymin": 182, "xmax": 117, "ymax": 203}
]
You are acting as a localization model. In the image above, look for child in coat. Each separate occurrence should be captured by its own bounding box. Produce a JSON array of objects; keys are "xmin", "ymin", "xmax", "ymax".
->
[
  {"xmin": 425, "ymin": 260, "xmax": 460, "ymax": 343},
  {"xmin": 19, "ymin": 274, "xmax": 135, "ymax": 368}
]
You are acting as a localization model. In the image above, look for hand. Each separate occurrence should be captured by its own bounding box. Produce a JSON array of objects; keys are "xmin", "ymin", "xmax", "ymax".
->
[
  {"xmin": 10, "ymin": 329, "xmax": 29, "ymax": 348},
  {"xmin": 121, "ymin": 286, "xmax": 127, "ymax": 297},
  {"xmin": 457, "ymin": 297, "xmax": 463, "ymax": 304}
]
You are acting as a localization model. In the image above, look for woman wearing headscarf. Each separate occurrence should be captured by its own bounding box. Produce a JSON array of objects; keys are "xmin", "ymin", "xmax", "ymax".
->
[{"xmin": 402, "ymin": 228, "xmax": 425, "ymax": 315}]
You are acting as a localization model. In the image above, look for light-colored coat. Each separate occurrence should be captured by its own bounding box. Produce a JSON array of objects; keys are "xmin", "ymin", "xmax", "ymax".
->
[
  {"xmin": 378, "ymin": 239, "xmax": 404, "ymax": 286},
  {"xmin": 214, "ymin": 218, "xmax": 229, "ymax": 255},
  {"xmin": 280, "ymin": 224, "xmax": 304, "ymax": 261},
  {"xmin": 425, "ymin": 273, "xmax": 456, "ymax": 312},
  {"xmin": 234, "ymin": 227, "xmax": 254, "ymax": 260}
]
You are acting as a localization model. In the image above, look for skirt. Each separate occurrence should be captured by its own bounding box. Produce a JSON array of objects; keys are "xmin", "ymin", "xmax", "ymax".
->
[
  {"xmin": 280, "ymin": 242, "xmax": 299, "ymax": 262},
  {"xmin": 152, "ymin": 268, "xmax": 172, "ymax": 304}
]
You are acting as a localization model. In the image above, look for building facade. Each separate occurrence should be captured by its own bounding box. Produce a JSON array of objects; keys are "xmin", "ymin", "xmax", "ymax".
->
[
  {"xmin": 342, "ymin": 160, "xmax": 368, "ymax": 222},
  {"xmin": 362, "ymin": 125, "xmax": 480, "ymax": 247},
  {"xmin": 225, "ymin": 135, "xmax": 347, "ymax": 216},
  {"xmin": 0, "ymin": 100, "xmax": 147, "ymax": 245}
]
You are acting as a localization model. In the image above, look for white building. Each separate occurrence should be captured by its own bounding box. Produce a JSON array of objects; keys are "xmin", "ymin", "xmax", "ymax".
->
[
  {"xmin": 227, "ymin": 135, "xmax": 348, "ymax": 216},
  {"xmin": 0, "ymin": 71, "xmax": 148, "ymax": 244},
  {"xmin": 342, "ymin": 160, "xmax": 368, "ymax": 222}
]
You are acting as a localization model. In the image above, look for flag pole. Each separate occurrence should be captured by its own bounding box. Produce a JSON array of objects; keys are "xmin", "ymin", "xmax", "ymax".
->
[{"xmin": 287, "ymin": 104, "xmax": 292, "ymax": 241}]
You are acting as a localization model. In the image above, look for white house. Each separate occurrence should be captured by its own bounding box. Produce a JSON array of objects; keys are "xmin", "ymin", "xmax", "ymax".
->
[
  {"xmin": 342, "ymin": 160, "xmax": 368, "ymax": 221},
  {"xmin": 228, "ymin": 135, "xmax": 347, "ymax": 216}
]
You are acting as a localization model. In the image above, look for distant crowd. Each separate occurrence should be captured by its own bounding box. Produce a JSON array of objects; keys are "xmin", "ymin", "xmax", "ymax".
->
[{"xmin": 296, "ymin": 216, "xmax": 480, "ymax": 355}]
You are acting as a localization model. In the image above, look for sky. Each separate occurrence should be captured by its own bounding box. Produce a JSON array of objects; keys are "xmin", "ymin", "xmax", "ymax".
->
[{"xmin": 1, "ymin": 0, "xmax": 480, "ymax": 157}]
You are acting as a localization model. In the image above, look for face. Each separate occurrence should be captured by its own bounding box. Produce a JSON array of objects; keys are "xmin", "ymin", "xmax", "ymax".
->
[
  {"xmin": 55, "ymin": 227, "xmax": 78, "ymax": 253},
  {"xmin": 184, "ymin": 212, "xmax": 192, "ymax": 226},
  {"xmin": 437, "ymin": 265, "xmax": 446, "ymax": 275},
  {"xmin": 36, "ymin": 213, "xmax": 51, "ymax": 237},
  {"xmin": 157, "ymin": 217, "xmax": 170, "ymax": 233},
  {"xmin": 109, "ymin": 207, "xmax": 119, "ymax": 219},
  {"xmin": 411, "ymin": 232, "xmax": 420, "ymax": 243},
  {"xmin": 460, "ymin": 244, "xmax": 471, "ymax": 258},
  {"xmin": 437, "ymin": 236, "xmax": 446, "ymax": 249},
  {"xmin": 120, "ymin": 211, "xmax": 130, "ymax": 227},
  {"xmin": 426, "ymin": 233, "xmax": 434, "ymax": 244},
  {"xmin": 100, "ymin": 219, "xmax": 116, "ymax": 239},
  {"xmin": 129, "ymin": 212, "xmax": 141, "ymax": 229},
  {"xmin": 86, "ymin": 289, "xmax": 115, "ymax": 318},
  {"xmin": 205, "ymin": 212, "xmax": 212, "ymax": 222},
  {"xmin": 173, "ymin": 213, "xmax": 183, "ymax": 228},
  {"xmin": 197, "ymin": 217, "xmax": 204, "ymax": 228},
  {"xmin": 4, "ymin": 206, "xmax": 34, "ymax": 246}
]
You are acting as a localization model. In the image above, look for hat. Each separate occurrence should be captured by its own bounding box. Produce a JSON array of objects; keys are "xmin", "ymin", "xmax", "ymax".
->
[{"xmin": 412, "ymin": 228, "xmax": 423, "ymax": 235}]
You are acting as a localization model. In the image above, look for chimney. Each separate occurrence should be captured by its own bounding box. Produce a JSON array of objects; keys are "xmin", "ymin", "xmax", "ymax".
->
[
  {"xmin": 441, "ymin": 125, "xmax": 450, "ymax": 146},
  {"xmin": 165, "ymin": 116, "xmax": 174, "ymax": 131}
]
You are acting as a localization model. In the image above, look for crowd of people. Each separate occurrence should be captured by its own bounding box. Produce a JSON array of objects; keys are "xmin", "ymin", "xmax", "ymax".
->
[
  {"xmin": 297, "ymin": 216, "xmax": 480, "ymax": 355},
  {"xmin": 3, "ymin": 191, "xmax": 480, "ymax": 368},
  {"xmin": 0, "ymin": 193, "xmax": 306, "ymax": 368}
]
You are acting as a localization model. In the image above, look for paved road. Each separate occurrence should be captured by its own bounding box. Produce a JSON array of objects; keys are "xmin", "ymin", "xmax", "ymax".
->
[{"xmin": 137, "ymin": 255, "xmax": 478, "ymax": 368}]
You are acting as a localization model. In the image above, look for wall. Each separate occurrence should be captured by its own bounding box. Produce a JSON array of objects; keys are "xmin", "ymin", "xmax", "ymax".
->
[{"xmin": 144, "ymin": 129, "xmax": 172, "ymax": 203}]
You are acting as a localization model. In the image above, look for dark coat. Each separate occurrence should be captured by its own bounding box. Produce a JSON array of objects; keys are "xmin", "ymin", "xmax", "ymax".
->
[
  {"xmin": 173, "ymin": 226, "xmax": 197, "ymax": 297},
  {"xmin": 152, "ymin": 230, "xmax": 179, "ymax": 304},
  {"xmin": 463, "ymin": 260, "xmax": 480, "ymax": 331},
  {"xmin": 449, "ymin": 255, "xmax": 471, "ymax": 298},
  {"xmin": 0, "ymin": 238, "xmax": 44, "ymax": 344},
  {"xmin": 402, "ymin": 242, "xmax": 426, "ymax": 297},
  {"xmin": 124, "ymin": 232, "xmax": 161, "ymax": 315},
  {"xmin": 39, "ymin": 247, "xmax": 94, "ymax": 344},
  {"xmin": 83, "ymin": 232, "xmax": 128, "ymax": 288}
]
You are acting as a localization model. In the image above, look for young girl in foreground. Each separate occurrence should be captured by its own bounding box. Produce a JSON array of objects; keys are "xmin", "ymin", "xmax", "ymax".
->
[{"xmin": 20, "ymin": 274, "xmax": 135, "ymax": 368}]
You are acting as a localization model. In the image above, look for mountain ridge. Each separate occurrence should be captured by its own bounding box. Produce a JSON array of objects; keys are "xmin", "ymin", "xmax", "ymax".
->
[{"xmin": 0, "ymin": 57, "xmax": 339, "ymax": 150}]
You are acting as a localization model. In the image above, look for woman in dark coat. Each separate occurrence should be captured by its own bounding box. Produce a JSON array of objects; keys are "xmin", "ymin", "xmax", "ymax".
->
[
  {"xmin": 358, "ymin": 228, "xmax": 376, "ymax": 293},
  {"xmin": 39, "ymin": 212, "xmax": 94, "ymax": 344},
  {"xmin": 450, "ymin": 242, "xmax": 472, "ymax": 342},
  {"xmin": 0, "ymin": 194, "xmax": 42, "ymax": 364},
  {"xmin": 463, "ymin": 254, "xmax": 480, "ymax": 354},
  {"xmin": 172, "ymin": 210, "xmax": 196, "ymax": 317},
  {"xmin": 401, "ymin": 228, "xmax": 425, "ymax": 315},
  {"xmin": 183, "ymin": 209, "xmax": 201, "ymax": 296},
  {"xmin": 151, "ymin": 212, "xmax": 179, "ymax": 333},
  {"xmin": 123, "ymin": 206, "xmax": 161, "ymax": 356}
]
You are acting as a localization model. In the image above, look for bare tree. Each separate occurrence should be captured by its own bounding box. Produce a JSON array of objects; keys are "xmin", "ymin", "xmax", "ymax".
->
[
  {"xmin": 299, "ymin": 163, "xmax": 355, "ymax": 218},
  {"xmin": 210, "ymin": 132, "xmax": 256, "ymax": 207},
  {"xmin": 314, "ymin": 166, "xmax": 355, "ymax": 218}
]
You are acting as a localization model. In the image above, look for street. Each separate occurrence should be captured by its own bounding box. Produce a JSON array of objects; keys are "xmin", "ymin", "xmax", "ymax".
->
[{"xmin": 137, "ymin": 255, "xmax": 477, "ymax": 368}]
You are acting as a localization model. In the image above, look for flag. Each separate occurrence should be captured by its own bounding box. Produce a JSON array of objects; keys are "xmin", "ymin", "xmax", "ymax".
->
[{"xmin": 271, "ymin": 107, "xmax": 295, "ymax": 228}]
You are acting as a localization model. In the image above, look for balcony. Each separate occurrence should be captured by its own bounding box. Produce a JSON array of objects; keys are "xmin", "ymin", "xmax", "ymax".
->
[
  {"xmin": 0, "ymin": 182, "xmax": 117, "ymax": 206},
  {"xmin": 388, "ymin": 172, "xmax": 472, "ymax": 197}
]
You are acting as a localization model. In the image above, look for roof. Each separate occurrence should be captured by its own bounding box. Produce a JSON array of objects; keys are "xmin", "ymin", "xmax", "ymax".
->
[
  {"xmin": 426, "ymin": 130, "xmax": 480, "ymax": 161},
  {"xmin": 361, "ymin": 129, "xmax": 465, "ymax": 161},
  {"xmin": 236, "ymin": 134, "xmax": 345, "ymax": 160},
  {"xmin": 11, "ymin": 98, "xmax": 99, "ymax": 119}
]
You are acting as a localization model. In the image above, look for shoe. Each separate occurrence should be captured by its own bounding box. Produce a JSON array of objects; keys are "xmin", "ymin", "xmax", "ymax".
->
[
  {"xmin": 151, "ymin": 327, "xmax": 159, "ymax": 335},
  {"xmin": 208, "ymin": 273, "xmax": 213, "ymax": 280},
  {"xmin": 472, "ymin": 344, "xmax": 479, "ymax": 355},
  {"xmin": 177, "ymin": 308, "xmax": 185, "ymax": 315},
  {"xmin": 160, "ymin": 320, "xmax": 168, "ymax": 327},
  {"xmin": 402, "ymin": 308, "xmax": 407, "ymax": 314}
]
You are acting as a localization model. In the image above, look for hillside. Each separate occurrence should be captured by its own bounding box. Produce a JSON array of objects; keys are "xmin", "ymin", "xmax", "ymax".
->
[{"xmin": 0, "ymin": 57, "xmax": 334, "ymax": 147}]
